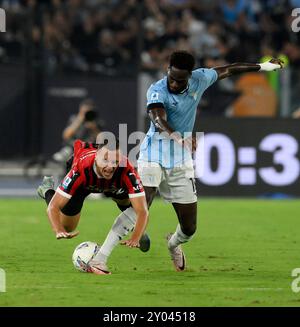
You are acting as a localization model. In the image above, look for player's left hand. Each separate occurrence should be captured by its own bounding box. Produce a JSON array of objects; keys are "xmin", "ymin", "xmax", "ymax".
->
[
  {"xmin": 259, "ymin": 58, "xmax": 284, "ymax": 72},
  {"xmin": 120, "ymin": 239, "xmax": 140, "ymax": 248}
]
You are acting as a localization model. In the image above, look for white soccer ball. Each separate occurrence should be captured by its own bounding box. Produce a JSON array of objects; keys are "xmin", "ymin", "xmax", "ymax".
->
[{"xmin": 72, "ymin": 241, "xmax": 101, "ymax": 272}]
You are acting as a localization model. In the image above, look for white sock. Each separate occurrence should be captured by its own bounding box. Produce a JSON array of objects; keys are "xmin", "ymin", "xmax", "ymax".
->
[
  {"xmin": 92, "ymin": 207, "xmax": 137, "ymax": 264},
  {"xmin": 94, "ymin": 230, "xmax": 120, "ymax": 263},
  {"xmin": 168, "ymin": 224, "xmax": 193, "ymax": 250}
]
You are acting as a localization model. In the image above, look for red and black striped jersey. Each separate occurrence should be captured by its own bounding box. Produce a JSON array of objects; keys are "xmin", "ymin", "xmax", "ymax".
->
[{"xmin": 57, "ymin": 140, "xmax": 145, "ymax": 200}]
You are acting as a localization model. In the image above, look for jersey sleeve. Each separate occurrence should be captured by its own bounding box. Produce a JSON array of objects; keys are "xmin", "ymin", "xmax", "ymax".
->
[
  {"xmin": 57, "ymin": 166, "xmax": 83, "ymax": 199},
  {"xmin": 123, "ymin": 165, "xmax": 145, "ymax": 199},
  {"xmin": 146, "ymin": 84, "xmax": 167, "ymax": 110},
  {"xmin": 193, "ymin": 68, "xmax": 218, "ymax": 91}
]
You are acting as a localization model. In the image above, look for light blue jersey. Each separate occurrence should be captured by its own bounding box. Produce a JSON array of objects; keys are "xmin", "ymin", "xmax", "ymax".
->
[{"xmin": 138, "ymin": 68, "xmax": 218, "ymax": 168}]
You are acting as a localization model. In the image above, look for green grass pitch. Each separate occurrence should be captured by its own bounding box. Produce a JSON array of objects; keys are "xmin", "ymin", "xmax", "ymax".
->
[{"xmin": 0, "ymin": 198, "xmax": 299, "ymax": 307}]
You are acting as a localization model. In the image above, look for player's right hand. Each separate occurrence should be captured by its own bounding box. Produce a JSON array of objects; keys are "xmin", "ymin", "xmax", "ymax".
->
[
  {"xmin": 120, "ymin": 239, "xmax": 140, "ymax": 248},
  {"xmin": 56, "ymin": 231, "xmax": 79, "ymax": 240}
]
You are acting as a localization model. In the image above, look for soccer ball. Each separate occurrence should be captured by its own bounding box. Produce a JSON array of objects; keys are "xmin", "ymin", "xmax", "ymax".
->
[{"xmin": 72, "ymin": 241, "xmax": 101, "ymax": 272}]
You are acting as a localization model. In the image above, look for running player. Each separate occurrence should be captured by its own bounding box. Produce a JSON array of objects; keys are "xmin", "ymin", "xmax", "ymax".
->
[
  {"xmin": 37, "ymin": 135, "xmax": 149, "ymax": 275},
  {"xmin": 137, "ymin": 50, "xmax": 284, "ymax": 271}
]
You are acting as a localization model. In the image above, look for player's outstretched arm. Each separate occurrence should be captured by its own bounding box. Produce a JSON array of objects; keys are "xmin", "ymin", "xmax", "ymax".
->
[
  {"xmin": 214, "ymin": 58, "xmax": 284, "ymax": 80},
  {"xmin": 47, "ymin": 192, "xmax": 79, "ymax": 240},
  {"xmin": 120, "ymin": 196, "xmax": 149, "ymax": 248}
]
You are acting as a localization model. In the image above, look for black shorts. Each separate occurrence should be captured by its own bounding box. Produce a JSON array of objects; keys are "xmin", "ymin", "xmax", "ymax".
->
[
  {"xmin": 61, "ymin": 190, "xmax": 90, "ymax": 216},
  {"xmin": 60, "ymin": 191, "xmax": 131, "ymax": 216}
]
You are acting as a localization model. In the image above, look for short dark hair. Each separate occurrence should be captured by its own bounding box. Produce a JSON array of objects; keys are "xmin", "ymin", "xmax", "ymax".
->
[
  {"xmin": 96, "ymin": 132, "xmax": 120, "ymax": 151},
  {"xmin": 169, "ymin": 51, "xmax": 195, "ymax": 72}
]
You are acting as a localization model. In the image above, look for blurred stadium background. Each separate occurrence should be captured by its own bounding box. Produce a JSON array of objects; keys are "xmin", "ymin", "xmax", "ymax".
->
[
  {"xmin": 1, "ymin": 0, "xmax": 300, "ymax": 308},
  {"xmin": 0, "ymin": 0, "xmax": 300, "ymax": 197}
]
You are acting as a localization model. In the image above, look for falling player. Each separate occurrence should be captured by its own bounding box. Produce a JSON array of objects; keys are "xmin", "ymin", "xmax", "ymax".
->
[{"xmin": 37, "ymin": 135, "xmax": 149, "ymax": 275}]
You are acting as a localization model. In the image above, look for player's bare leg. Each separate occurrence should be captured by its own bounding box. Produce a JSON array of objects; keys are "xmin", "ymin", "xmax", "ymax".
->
[
  {"xmin": 143, "ymin": 186, "xmax": 157, "ymax": 208},
  {"xmin": 167, "ymin": 202, "xmax": 197, "ymax": 271}
]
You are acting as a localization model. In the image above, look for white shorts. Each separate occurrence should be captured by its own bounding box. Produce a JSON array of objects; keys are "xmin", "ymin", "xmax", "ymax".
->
[{"xmin": 137, "ymin": 161, "xmax": 197, "ymax": 204}]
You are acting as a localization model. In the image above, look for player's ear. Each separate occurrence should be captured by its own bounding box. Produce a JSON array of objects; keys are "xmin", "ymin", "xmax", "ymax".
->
[{"xmin": 95, "ymin": 147, "xmax": 103, "ymax": 160}]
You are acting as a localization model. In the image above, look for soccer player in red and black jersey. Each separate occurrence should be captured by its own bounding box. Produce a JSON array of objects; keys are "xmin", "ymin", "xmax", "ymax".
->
[{"xmin": 37, "ymin": 135, "xmax": 149, "ymax": 275}]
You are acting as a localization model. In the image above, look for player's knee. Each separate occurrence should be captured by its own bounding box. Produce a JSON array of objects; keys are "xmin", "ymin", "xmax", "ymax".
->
[
  {"xmin": 112, "ymin": 211, "xmax": 135, "ymax": 236},
  {"xmin": 181, "ymin": 223, "xmax": 197, "ymax": 236},
  {"xmin": 112, "ymin": 198, "xmax": 131, "ymax": 212}
]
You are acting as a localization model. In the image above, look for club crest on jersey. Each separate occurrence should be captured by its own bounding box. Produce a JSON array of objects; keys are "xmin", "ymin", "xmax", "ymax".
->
[
  {"xmin": 62, "ymin": 177, "xmax": 72, "ymax": 189},
  {"xmin": 150, "ymin": 92, "xmax": 159, "ymax": 101}
]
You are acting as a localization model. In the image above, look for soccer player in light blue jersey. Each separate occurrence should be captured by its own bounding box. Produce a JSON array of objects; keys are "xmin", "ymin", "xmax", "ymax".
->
[{"xmin": 138, "ymin": 50, "xmax": 284, "ymax": 271}]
